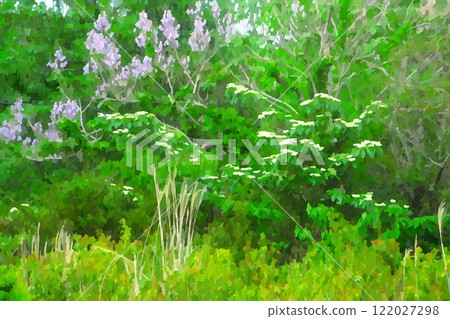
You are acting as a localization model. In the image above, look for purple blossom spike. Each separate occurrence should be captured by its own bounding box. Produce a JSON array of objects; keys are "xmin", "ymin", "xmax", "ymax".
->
[
  {"xmin": 187, "ymin": 1, "xmax": 202, "ymax": 16},
  {"xmin": 94, "ymin": 12, "xmax": 111, "ymax": 32},
  {"xmin": 210, "ymin": 1, "xmax": 220, "ymax": 20},
  {"xmin": 34, "ymin": 122, "xmax": 43, "ymax": 134},
  {"xmin": 159, "ymin": 10, "xmax": 180, "ymax": 49},
  {"xmin": 189, "ymin": 18, "xmax": 211, "ymax": 51},
  {"xmin": 22, "ymin": 137, "xmax": 31, "ymax": 146},
  {"xmin": 47, "ymin": 48, "xmax": 67, "ymax": 70},
  {"xmin": 51, "ymin": 100, "xmax": 80, "ymax": 122},
  {"xmin": 31, "ymin": 139, "xmax": 40, "ymax": 147},
  {"xmin": 45, "ymin": 124, "xmax": 61, "ymax": 142},
  {"xmin": 136, "ymin": 11, "xmax": 152, "ymax": 32}
]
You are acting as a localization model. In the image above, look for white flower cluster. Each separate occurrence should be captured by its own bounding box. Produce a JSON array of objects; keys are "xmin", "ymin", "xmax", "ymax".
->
[
  {"xmin": 334, "ymin": 118, "xmax": 362, "ymax": 128},
  {"xmin": 257, "ymin": 131, "xmax": 286, "ymax": 138},
  {"xmin": 353, "ymin": 140, "xmax": 382, "ymax": 148},
  {"xmin": 290, "ymin": 119, "xmax": 315, "ymax": 128},
  {"xmin": 314, "ymin": 93, "xmax": 341, "ymax": 102},
  {"xmin": 299, "ymin": 139, "xmax": 324, "ymax": 151},
  {"xmin": 257, "ymin": 110, "xmax": 278, "ymax": 119},
  {"xmin": 112, "ymin": 128, "xmax": 129, "ymax": 134},
  {"xmin": 97, "ymin": 111, "xmax": 153, "ymax": 121},
  {"xmin": 226, "ymin": 83, "xmax": 259, "ymax": 95},
  {"xmin": 300, "ymin": 99, "xmax": 313, "ymax": 106},
  {"xmin": 352, "ymin": 192, "xmax": 373, "ymax": 201}
]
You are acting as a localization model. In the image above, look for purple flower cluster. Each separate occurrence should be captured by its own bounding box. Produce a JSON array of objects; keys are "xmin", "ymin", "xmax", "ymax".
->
[
  {"xmin": 47, "ymin": 48, "xmax": 68, "ymax": 70},
  {"xmin": 0, "ymin": 98, "xmax": 23, "ymax": 143},
  {"xmin": 51, "ymin": 100, "xmax": 79, "ymax": 122},
  {"xmin": 94, "ymin": 11, "xmax": 111, "ymax": 32},
  {"xmin": 83, "ymin": 58, "xmax": 99, "ymax": 74},
  {"xmin": 131, "ymin": 56, "xmax": 153, "ymax": 77},
  {"xmin": 180, "ymin": 56, "xmax": 190, "ymax": 75},
  {"xmin": 185, "ymin": 2, "xmax": 211, "ymax": 52},
  {"xmin": 292, "ymin": 1, "xmax": 306, "ymax": 18},
  {"xmin": 85, "ymin": 12, "xmax": 121, "ymax": 70},
  {"xmin": 44, "ymin": 124, "xmax": 61, "ymax": 143},
  {"xmin": 159, "ymin": 10, "xmax": 180, "ymax": 49},
  {"xmin": 210, "ymin": 1, "xmax": 221, "ymax": 20},
  {"xmin": 135, "ymin": 11, "xmax": 155, "ymax": 48},
  {"xmin": 95, "ymin": 82, "xmax": 110, "ymax": 98},
  {"xmin": 189, "ymin": 18, "xmax": 211, "ymax": 52},
  {"xmin": 112, "ymin": 65, "xmax": 131, "ymax": 85},
  {"xmin": 186, "ymin": 1, "xmax": 202, "ymax": 16}
]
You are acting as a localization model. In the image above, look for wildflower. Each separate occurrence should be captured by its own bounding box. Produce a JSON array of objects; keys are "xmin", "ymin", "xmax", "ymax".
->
[{"xmin": 136, "ymin": 11, "xmax": 152, "ymax": 32}]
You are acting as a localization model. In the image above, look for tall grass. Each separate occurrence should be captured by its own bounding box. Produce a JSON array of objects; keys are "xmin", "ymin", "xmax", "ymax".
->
[
  {"xmin": 153, "ymin": 169, "xmax": 206, "ymax": 274},
  {"xmin": 437, "ymin": 201, "xmax": 449, "ymax": 294}
]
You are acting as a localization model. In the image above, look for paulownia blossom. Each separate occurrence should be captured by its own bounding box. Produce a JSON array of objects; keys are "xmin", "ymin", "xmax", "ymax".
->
[
  {"xmin": 188, "ymin": 18, "xmax": 211, "ymax": 51},
  {"xmin": 210, "ymin": 1, "xmax": 221, "ymax": 20},
  {"xmin": 131, "ymin": 56, "xmax": 153, "ymax": 77},
  {"xmin": 0, "ymin": 99, "xmax": 23, "ymax": 143},
  {"xmin": 85, "ymin": 12, "xmax": 121, "ymax": 70},
  {"xmin": 159, "ymin": 10, "xmax": 180, "ymax": 49},
  {"xmin": 51, "ymin": 100, "xmax": 79, "ymax": 123},
  {"xmin": 47, "ymin": 48, "xmax": 67, "ymax": 70},
  {"xmin": 135, "ymin": 11, "xmax": 153, "ymax": 47}
]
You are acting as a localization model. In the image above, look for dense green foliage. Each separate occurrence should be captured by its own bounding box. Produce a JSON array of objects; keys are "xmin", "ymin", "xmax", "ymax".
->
[{"xmin": 0, "ymin": 0, "xmax": 448, "ymax": 300}]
